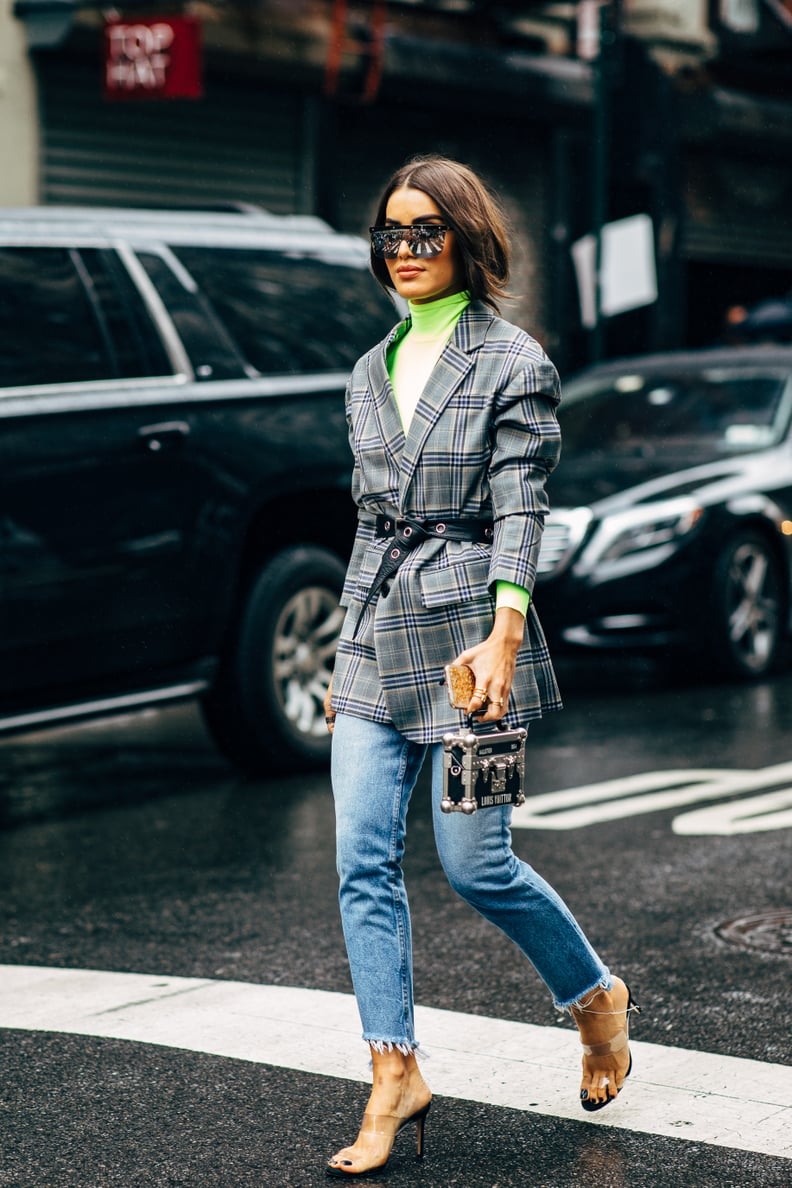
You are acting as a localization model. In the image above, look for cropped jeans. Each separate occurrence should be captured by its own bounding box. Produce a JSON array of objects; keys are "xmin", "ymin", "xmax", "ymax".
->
[{"xmin": 331, "ymin": 712, "xmax": 611, "ymax": 1051}]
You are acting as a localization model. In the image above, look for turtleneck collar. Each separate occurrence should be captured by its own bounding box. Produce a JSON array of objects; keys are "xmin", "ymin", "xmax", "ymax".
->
[{"xmin": 407, "ymin": 291, "xmax": 471, "ymax": 340}]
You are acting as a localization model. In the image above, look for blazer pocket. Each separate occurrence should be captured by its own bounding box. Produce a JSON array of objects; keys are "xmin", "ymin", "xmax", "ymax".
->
[
  {"xmin": 351, "ymin": 540, "xmax": 389, "ymax": 604},
  {"xmin": 419, "ymin": 549, "xmax": 492, "ymax": 609}
]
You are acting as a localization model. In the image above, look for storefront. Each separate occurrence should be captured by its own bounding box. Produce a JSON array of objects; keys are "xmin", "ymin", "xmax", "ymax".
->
[
  {"xmin": 36, "ymin": 54, "xmax": 309, "ymax": 213},
  {"xmin": 12, "ymin": 1, "xmax": 792, "ymax": 367}
]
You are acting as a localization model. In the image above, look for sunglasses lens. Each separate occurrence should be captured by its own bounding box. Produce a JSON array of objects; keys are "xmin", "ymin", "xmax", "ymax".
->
[
  {"xmin": 371, "ymin": 230, "xmax": 402, "ymax": 258},
  {"xmin": 410, "ymin": 226, "xmax": 446, "ymax": 257},
  {"xmin": 375, "ymin": 230, "xmax": 403, "ymax": 258},
  {"xmin": 370, "ymin": 226, "xmax": 448, "ymax": 258}
]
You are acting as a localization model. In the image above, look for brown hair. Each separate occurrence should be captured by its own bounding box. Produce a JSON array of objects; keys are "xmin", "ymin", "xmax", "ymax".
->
[{"xmin": 370, "ymin": 154, "xmax": 510, "ymax": 312}]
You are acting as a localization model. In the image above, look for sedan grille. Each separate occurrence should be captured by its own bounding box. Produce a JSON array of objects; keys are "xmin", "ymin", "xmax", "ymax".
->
[{"xmin": 537, "ymin": 508, "xmax": 593, "ymax": 578}]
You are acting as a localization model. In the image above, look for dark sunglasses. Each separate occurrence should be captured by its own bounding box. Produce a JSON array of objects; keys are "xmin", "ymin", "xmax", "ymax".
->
[{"xmin": 369, "ymin": 224, "xmax": 449, "ymax": 259}]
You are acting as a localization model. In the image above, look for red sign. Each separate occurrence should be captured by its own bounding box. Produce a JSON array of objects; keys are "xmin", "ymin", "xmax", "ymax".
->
[{"xmin": 104, "ymin": 17, "xmax": 202, "ymax": 100}]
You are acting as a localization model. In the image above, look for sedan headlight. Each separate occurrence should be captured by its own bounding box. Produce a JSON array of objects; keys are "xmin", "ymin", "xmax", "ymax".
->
[{"xmin": 575, "ymin": 498, "xmax": 704, "ymax": 580}]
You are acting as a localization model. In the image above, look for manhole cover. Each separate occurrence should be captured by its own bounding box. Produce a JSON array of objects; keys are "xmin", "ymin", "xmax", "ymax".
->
[{"xmin": 714, "ymin": 910, "xmax": 792, "ymax": 955}]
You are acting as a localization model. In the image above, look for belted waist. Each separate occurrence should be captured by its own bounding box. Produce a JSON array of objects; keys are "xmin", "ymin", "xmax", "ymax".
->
[
  {"xmin": 374, "ymin": 514, "xmax": 493, "ymax": 544},
  {"xmin": 353, "ymin": 514, "xmax": 493, "ymax": 637}
]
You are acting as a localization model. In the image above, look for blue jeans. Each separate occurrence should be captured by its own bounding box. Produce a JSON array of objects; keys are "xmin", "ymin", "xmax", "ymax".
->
[{"xmin": 331, "ymin": 712, "xmax": 611, "ymax": 1050}]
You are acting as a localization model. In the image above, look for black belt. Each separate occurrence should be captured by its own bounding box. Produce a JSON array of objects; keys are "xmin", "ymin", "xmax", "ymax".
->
[{"xmin": 353, "ymin": 514, "xmax": 493, "ymax": 637}]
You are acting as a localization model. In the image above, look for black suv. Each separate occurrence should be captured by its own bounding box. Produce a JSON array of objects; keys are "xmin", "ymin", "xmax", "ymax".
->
[{"xmin": 0, "ymin": 206, "xmax": 397, "ymax": 772}]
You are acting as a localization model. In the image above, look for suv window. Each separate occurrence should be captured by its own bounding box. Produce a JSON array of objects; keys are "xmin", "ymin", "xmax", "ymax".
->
[
  {"xmin": 0, "ymin": 246, "xmax": 170, "ymax": 389},
  {"xmin": 137, "ymin": 250, "xmax": 249, "ymax": 382},
  {"xmin": 172, "ymin": 246, "xmax": 395, "ymax": 376}
]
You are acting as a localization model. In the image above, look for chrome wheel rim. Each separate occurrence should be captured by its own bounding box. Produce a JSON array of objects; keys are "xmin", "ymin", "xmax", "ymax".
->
[
  {"xmin": 725, "ymin": 541, "xmax": 780, "ymax": 672},
  {"xmin": 272, "ymin": 586, "xmax": 345, "ymax": 737}
]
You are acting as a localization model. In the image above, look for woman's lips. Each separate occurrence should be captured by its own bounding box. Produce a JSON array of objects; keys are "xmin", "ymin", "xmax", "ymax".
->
[{"xmin": 396, "ymin": 266, "xmax": 422, "ymax": 278}]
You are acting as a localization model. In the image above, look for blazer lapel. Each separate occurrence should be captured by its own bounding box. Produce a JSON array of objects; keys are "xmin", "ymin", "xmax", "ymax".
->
[
  {"xmin": 367, "ymin": 320, "xmax": 408, "ymax": 462},
  {"xmin": 399, "ymin": 303, "xmax": 495, "ymax": 499}
]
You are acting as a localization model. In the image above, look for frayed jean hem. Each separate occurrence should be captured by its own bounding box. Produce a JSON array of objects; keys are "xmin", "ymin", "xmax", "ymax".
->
[
  {"xmin": 553, "ymin": 973, "xmax": 613, "ymax": 1014},
  {"xmin": 365, "ymin": 1037, "xmax": 420, "ymax": 1056}
]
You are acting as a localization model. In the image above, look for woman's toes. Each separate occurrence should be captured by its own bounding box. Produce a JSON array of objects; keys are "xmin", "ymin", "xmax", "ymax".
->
[
  {"xmin": 327, "ymin": 1147, "xmax": 355, "ymax": 1169},
  {"xmin": 581, "ymin": 1081, "xmax": 611, "ymax": 1106}
]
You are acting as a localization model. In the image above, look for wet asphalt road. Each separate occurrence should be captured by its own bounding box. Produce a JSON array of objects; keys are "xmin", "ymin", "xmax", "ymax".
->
[{"xmin": 1, "ymin": 657, "xmax": 790, "ymax": 1187}]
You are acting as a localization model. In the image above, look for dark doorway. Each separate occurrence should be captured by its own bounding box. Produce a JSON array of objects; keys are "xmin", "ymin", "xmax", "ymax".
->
[{"xmin": 685, "ymin": 261, "xmax": 792, "ymax": 348}]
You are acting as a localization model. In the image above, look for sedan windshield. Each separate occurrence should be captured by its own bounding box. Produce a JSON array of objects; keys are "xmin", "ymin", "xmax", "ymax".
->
[{"xmin": 560, "ymin": 368, "xmax": 792, "ymax": 463}]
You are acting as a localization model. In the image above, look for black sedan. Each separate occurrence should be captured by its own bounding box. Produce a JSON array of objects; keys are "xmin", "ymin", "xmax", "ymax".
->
[{"xmin": 536, "ymin": 347, "xmax": 792, "ymax": 678}]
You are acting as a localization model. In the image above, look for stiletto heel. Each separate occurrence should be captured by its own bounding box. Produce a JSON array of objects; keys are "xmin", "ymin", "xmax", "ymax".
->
[
  {"xmin": 575, "ymin": 984, "xmax": 640, "ymax": 1113},
  {"xmin": 326, "ymin": 1101, "xmax": 431, "ymax": 1178},
  {"xmin": 414, "ymin": 1103, "xmax": 429, "ymax": 1160}
]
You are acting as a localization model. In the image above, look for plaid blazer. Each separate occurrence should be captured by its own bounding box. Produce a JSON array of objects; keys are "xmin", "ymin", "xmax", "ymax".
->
[{"xmin": 330, "ymin": 301, "xmax": 563, "ymax": 743}]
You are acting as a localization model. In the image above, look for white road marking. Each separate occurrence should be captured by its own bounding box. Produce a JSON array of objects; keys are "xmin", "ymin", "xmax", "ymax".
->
[
  {"xmin": 511, "ymin": 762, "xmax": 792, "ymax": 833},
  {"xmin": 672, "ymin": 788, "xmax": 792, "ymax": 835},
  {"xmin": 1, "ymin": 965, "xmax": 790, "ymax": 1160}
]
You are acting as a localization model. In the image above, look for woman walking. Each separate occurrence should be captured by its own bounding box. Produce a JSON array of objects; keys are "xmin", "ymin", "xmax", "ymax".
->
[{"xmin": 324, "ymin": 155, "xmax": 638, "ymax": 1178}]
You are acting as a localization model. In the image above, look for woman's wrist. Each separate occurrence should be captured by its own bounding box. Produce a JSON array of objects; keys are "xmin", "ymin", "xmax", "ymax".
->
[{"xmin": 490, "ymin": 606, "xmax": 526, "ymax": 648}]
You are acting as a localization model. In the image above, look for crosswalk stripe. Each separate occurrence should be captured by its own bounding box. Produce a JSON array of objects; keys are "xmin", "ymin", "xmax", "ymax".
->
[{"xmin": 1, "ymin": 965, "xmax": 790, "ymax": 1161}]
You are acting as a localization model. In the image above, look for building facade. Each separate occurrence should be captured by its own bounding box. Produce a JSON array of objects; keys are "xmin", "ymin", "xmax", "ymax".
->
[{"xmin": 7, "ymin": 0, "xmax": 792, "ymax": 370}]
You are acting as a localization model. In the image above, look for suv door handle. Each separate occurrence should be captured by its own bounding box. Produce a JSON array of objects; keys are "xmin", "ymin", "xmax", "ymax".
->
[{"xmin": 138, "ymin": 421, "xmax": 191, "ymax": 453}]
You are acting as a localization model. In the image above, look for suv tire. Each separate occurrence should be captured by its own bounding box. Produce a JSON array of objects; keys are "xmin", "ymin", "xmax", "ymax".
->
[{"xmin": 202, "ymin": 545, "xmax": 347, "ymax": 774}]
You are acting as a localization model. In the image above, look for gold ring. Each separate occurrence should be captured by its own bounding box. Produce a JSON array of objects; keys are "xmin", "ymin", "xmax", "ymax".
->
[
  {"xmin": 493, "ymin": 698, "xmax": 504, "ymax": 707},
  {"xmin": 473, "ymin": 687, "xmax": 489, "ymax": 698}
]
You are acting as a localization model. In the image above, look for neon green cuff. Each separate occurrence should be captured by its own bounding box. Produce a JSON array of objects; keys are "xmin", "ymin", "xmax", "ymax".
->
[{"xmin": 495, "ymin": 580, "xmax": 530, "ymax": 617}]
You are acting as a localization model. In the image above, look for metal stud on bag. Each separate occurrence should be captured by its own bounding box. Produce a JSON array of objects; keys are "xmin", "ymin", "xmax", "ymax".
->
[{"xmin": 440, "ymin": 722, "xmax": 528, "ymax": 814}]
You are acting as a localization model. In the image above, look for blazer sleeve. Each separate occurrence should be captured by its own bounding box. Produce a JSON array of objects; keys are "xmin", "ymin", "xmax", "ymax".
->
[{"xmin": 486, "ymin": 355, "xmax": 561, "ymax": 595}]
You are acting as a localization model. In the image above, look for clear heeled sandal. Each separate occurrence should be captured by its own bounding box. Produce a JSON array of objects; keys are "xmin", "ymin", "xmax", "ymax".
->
[
  {"xmin": 326, "ymin": 1102, "xmax": 431, "ymax": 1178},
  {"xmin": 575, "ymin": 983, "xmax": 640, "ymax": 1113}
]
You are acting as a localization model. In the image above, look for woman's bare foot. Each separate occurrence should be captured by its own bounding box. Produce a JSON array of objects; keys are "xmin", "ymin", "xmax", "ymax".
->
[
  {"xmin": 326, "ymin": 1047, "xmax": 432, "ymax": 1177},
  {"xmin": 570, "ymin": 977, "xmax": 637, "ymax": 1111}
]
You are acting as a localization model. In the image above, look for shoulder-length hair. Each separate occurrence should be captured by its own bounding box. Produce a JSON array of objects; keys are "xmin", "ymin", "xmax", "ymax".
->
[{"xmin": 369, "ymin": 155, "xmax": 511, "ymax": 313}]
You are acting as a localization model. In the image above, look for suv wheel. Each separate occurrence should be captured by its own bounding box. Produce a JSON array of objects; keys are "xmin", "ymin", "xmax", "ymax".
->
[
  {"xmin": 707, "ymin": 529, "xmax": 785, "ymax": 679},
  {"xmin": 202, "ymin": 545, "xmax": 347, "ymax": 773}
]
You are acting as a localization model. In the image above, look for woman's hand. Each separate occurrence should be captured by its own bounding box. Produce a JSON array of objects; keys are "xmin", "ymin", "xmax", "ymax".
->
[
  {"xmin": 452, "ymin": 607, "xmax": 525, "ymax": 722},
  {"xmin": 324, "ymin": 677, "xmax": 336, "ymax": 734}
]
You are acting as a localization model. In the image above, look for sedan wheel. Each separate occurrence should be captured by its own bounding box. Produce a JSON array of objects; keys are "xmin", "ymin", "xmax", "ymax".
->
[{"xmin": 709, "ymin": 531, "xmax": 785, "ymax": 679}]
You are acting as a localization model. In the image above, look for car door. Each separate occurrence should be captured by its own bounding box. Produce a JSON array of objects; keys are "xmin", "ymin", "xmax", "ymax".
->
[{"xmin": 0, "ymin": 241, "xmax": 208, "ymax": 706}]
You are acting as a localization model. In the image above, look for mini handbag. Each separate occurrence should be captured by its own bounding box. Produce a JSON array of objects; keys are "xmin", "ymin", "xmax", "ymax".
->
[{"xmin": 440, "ymin": 720, "xmax": 528, "ymax": 814}]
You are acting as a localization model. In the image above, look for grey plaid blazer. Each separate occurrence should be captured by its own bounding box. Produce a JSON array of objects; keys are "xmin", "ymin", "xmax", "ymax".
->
[{"xmin": 330, "ymin": 301, "xmax": 563, "ymax": 743}]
